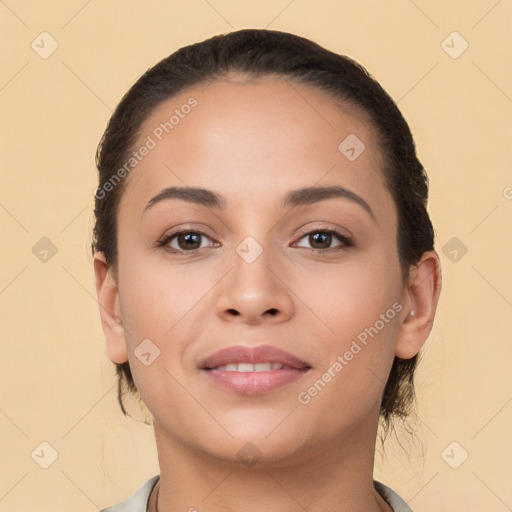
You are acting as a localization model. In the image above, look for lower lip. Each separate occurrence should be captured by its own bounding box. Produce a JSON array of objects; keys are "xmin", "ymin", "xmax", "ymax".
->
[{"xmin": 202, "ymin": 368, "xmax": 310, "ymax": 395}]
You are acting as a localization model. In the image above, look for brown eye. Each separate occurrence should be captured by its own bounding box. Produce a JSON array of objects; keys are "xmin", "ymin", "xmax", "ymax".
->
[
  {"xmin": 308, "ymin": 232, "xmax": 332, "ymax": 249},
  {"xmin": 158, "ymin": 230, "xmax": 215, "ymax": 253},
  {"xmin": 175, "ymin": 232, "xmax": 202, "ymax": 250},
  {"xmin": 294, "ymin": 229, "xmax": 351, "ymax": 251}
]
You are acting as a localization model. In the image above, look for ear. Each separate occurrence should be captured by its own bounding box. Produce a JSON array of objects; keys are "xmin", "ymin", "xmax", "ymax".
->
[
  {"xmin": 93, "ymin": 251, "xmax": 128, "ymax": 364},
  {"xmin": 395, "ymin": 250, "xmax": 442, "ymax": 359}
]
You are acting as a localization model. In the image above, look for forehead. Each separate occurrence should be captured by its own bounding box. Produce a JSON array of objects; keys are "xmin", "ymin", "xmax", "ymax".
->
[{"xmin": 118, "ymin": 77, "xmax": 392, "ymax": 221}]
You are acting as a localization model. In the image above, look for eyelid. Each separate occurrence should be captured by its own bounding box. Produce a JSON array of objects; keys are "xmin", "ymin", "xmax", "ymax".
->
[{"xmin": 294, "ymin": 223, "xmax": 353, "ymax": 241}]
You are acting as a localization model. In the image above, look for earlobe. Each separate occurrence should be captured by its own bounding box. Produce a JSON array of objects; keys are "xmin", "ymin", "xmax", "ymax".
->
[
  {"xmin": 395, "ymin": 251, "xmax": 442, "ymax": 359},
  {"xmin": 93, "ymin": 251, "xmax": 129, "ymax": 364}
]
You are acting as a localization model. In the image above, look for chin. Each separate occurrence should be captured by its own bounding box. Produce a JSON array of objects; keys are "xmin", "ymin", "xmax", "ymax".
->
[{"xmin": 205, "ymin": 436, "xmax": 310, "ymax": 470}]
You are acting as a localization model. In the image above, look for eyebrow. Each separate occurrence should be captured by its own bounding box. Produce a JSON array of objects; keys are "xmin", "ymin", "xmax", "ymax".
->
[{"xmin": 143, "ymin": 185, "xmax": 375, "ymax": 221}]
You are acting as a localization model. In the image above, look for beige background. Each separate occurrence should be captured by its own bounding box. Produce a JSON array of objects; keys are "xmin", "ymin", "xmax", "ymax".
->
[{"xmin": 1, "ymin": 1, "xmax": 511, "ymax": 510}]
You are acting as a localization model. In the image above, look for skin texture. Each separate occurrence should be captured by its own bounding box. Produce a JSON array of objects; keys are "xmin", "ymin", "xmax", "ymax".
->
[{"xmin": 94, "ymin": 76, "xmax": 442, "ymax": 512}]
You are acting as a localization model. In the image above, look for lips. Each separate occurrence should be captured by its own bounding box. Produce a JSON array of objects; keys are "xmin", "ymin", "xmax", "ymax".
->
[
  {"xmin": 199, "ymin": 344, "xmax": 311, "ymax": 371},
  {"xmin": 199, "ymin": 344, "xmax": 311, "ymax": 396}
]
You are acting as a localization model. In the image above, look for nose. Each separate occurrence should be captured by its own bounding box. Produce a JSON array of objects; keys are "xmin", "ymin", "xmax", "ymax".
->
[{"xmin": 216, "ymin": 242, "xmax": 294, "ymax": 325}]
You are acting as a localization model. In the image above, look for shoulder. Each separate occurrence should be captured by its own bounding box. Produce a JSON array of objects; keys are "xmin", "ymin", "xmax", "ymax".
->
[
  {"xmin": 373, "ymin": 480, "xmax": 413, "ymax": 512},
  {"xmin": 100, "ymin": 475, "xmax": 160, "ymax": 512},
  {"xmin": 100, "ymin": 476, "xmax": 409, "ymax": 512}
]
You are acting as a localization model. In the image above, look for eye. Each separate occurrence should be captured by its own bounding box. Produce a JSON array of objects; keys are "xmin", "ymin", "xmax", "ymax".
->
[
  {"xmin": 156, "ymin": 227, "xmax": 353, "ymax": 255},
  {"xmin": 293, "ymin": 228, "xmax": 353, "ymax": 252},
  {"xmin": 157, "ymin": 229, "xmax": 217, "ymax": 253}
]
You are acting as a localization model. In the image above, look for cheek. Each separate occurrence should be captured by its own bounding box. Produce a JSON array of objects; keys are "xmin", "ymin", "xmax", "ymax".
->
[
  {"xmin": 296, "ymin": 247, "xmax": 400, "ymax": 336},
  {"xmin": 292, "ymin": 251, "xmax": 401, "ymax": 405},
  {"xmin": 116, "ymin": 249, "xmax": 217, "ymax": 386},
  {"xmin": 295, "ymin": 289, "xmax": 400, "ymax": 437},
  {"xmin": 117, "ymin": 242, "xmax": 209, "ymax": 335},
  {"xmin": 116, "ymin": 263, "xmax": 197, "ymax": 417}
]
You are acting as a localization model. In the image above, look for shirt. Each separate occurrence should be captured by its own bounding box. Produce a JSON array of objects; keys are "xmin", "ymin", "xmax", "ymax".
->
[{"xmin": 99, "ymin": 475, "xmax": 413, "ymax": 512}]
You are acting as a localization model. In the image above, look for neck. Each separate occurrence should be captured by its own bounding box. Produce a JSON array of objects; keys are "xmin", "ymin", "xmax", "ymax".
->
[{"xmin": 150, "ymin": 409, "xmax": 391, "ymax": 512}]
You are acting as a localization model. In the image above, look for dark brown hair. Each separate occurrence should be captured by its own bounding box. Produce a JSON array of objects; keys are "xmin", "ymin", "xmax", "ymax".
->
[{"xmin": 92, "ymin": 29, "xmax": 435, "ymax": 435}]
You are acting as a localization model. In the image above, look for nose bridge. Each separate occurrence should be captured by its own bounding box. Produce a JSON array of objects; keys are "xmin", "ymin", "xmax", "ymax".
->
[
  {"xmin": 232, "ymin": 233, "xmax": 278, "ymax": 298},
  {"xmin": 229, "ymin": 209, "xmax": 278, "ymax": 283},
  {"xmin": 216, "ymin": 231, "xmax": 293, "ymax": 323}
]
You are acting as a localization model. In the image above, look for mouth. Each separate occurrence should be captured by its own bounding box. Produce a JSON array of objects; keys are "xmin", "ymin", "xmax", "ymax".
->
[
  {"xmin": 199, "ymin": 344, "xmax": 312, "ymax": 395},
  {"xmin": 205, "ymin": 362, "xmax": 301, "ymax": 372}
]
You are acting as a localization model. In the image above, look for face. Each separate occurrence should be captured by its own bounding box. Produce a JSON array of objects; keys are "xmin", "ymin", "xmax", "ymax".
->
[{"xmin": 107, "ymin": 77, "xmax": 411, "ymax": 465}]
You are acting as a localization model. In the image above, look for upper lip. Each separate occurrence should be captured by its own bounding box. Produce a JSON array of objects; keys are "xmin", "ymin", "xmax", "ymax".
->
[{"xmin": 199, "ymin": 344, "xmax": 311, "ymax": 370}]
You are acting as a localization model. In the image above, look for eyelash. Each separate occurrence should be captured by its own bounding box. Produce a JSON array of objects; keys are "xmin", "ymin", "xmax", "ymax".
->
[{"xmin": 156, "ymin": 226, "xmax": 353, "ymax": 255}]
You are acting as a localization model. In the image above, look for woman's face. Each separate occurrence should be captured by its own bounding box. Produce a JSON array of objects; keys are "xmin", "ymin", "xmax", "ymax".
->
[{"xmin": 108, "ymin": 77, "xmax": 411, "ymax": 464}]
